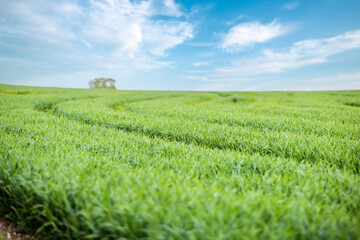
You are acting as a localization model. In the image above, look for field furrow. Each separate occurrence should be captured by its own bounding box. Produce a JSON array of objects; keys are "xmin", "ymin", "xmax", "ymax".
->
[{"xmin": 1, "ymin": 85, "xmax": 359, "ymax": 240}]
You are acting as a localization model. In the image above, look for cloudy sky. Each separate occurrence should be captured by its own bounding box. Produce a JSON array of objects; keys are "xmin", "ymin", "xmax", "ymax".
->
[{"xmin": 1, "ymin": 0, "xmax": 360, "ymax": 91}]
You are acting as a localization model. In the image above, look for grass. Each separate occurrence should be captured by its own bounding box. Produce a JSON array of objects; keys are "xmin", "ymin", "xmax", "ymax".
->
[{"xmin": 0, "ymin": 84, "xmax": 359, "ymax": 239}]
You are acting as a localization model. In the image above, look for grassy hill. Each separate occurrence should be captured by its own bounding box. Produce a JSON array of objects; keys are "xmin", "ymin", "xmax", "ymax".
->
[{"xmin": 0, "ymin": 84, "xmax": 359, "ymax": 239}]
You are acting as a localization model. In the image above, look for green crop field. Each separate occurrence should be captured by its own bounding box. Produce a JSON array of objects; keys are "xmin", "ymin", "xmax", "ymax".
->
[{"xmin": 0, "ymin": 84, "xmax": 359, "ymax": 240}]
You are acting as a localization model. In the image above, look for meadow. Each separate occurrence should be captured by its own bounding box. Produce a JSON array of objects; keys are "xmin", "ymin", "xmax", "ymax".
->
[{"xmin": 0, "ymin": 84, "xmax": 359, "ymax": 239}]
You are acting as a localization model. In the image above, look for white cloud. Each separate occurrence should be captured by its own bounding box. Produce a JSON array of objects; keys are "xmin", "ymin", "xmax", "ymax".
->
[
  {"xmin": 217, "ymin": 30, "xmax": 360, "ymax": 76},
  {"xmin": 150, "ymin": 0, "xmax": 184, "ymax": 17},
  {"xmin": 191, "ymin": 30, "xmax": 360, "ymax": 91},
  {"xmin": 221, "ymin": 19, "xmax": 290, "ymax": 51},
  {"xmin": 0, "ymin": 0, "xmax": 194, "ymax": 70},
  {"xmin": 0, "ymin": 0, "xmax": 81, "ymax": 42},
  {"xmin": 195, "ymin": 80, "xmax": 259, "ymax": 91},
  {"xmin": 282, "ymin": 1, "xmax": 299, "ymax": 10},
  {"xmin": 192, "ymin": 61, "xmax": 211, "ymax": 67},
  {"xmin": 142, "ymin": 21, "xmax": 193, "ymax": 56},
  {"xmin": 304, "ymin": 72, "xmax": 360, "ymax": 83},
  {"xmin": 183, "ymin": 75, "xmax": 210, "ymax": 82},
  {"xmin": 196, "ymin": 82, "xmax": 241, "ymax": 91},
  {"xmin": 288, "ymin": 76, "xmax": 360, "ymax": 91},
  {"xmin": 224, "ymin": 15, "xmax": 246, "ymax": 26},
  {"xmin": 190, "ymin": 3, "xmax": 215, "ymax": 16},
  {"xmin": 196, "ymin": 72, "xmax": 360, "ymax": 91},
  {"xmin": 84, "ymin": 0, "xmax": 193, "ymax": 58}
]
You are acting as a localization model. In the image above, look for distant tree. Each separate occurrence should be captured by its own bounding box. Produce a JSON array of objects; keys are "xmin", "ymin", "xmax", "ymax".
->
[{"xmin": 89, "ymin": 78, "xmax": 116, "ymax": 89}]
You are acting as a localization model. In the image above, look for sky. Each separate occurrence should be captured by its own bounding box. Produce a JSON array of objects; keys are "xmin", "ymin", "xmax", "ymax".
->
[{"xmin": 1, "ymin": 0, "xmax": 360, "ymax": 91}]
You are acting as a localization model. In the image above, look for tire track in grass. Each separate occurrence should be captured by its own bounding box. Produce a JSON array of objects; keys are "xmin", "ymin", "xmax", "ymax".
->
[
  {"xmin": 3, "ymin": 106, "xmax": 358, "ymax": 186},
  {"xmin": 118, "ymin": 98, "xmax": 360, "ymax": 148},
  {"xmin": 47, "ymin": 100, "xmax": 360, "ymax": 174},
  {"xmin": 122, "ymin": 93, "xmax": 360, "ymax": 140},
  {"xmin": 33, "ymin": 95, "xmax": 100, "ymax": 113},
  {"xmin": 123, "ymin": 103, "xmax": 360, "ymax": 141},
  {"xmin": 109, "ymin": 94, "xmax": 183, "ymax": 111},
  {"xmin": 3, "ymin": 88, "xmax": 360, "ymax": 240},
  {"xmin": 181, "ymin": 94, "xmax": 220, "ymax": 106}
]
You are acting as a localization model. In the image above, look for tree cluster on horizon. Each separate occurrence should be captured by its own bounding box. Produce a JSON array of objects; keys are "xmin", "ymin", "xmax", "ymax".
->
[{"xmin": 89, "ymin": 78, "xmax": 116, "ymax": 89}]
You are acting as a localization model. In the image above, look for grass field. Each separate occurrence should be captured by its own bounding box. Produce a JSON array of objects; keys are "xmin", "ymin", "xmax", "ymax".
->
[{"xmin": 0, "ymin": 84, "xmax": 359, "ymax": 240}]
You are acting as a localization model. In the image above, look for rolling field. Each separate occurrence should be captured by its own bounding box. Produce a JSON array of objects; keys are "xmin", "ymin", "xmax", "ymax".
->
[{"xmin": 0, "ymin": 84, "xmax": 359, "ymax": 239}]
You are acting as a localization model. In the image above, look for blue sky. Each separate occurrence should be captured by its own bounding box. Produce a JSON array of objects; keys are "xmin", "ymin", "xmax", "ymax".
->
[{"xmin": 1, "ymin": 0, "xmax": 360, "ymax": 91}]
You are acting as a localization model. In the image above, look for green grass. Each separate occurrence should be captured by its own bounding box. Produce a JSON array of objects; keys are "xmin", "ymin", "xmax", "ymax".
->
[{"xmin": 0, "ymin": 84, "xmax": 359, "ymax": 240}]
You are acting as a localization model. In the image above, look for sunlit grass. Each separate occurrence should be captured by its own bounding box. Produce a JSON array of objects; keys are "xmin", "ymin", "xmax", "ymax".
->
[{"xmin": 0, "ymin": 84, "xmax": 359, "ymax": 239}]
